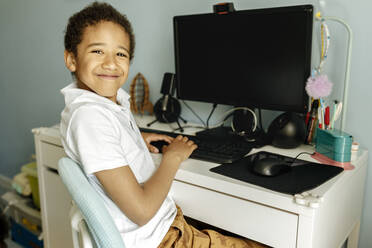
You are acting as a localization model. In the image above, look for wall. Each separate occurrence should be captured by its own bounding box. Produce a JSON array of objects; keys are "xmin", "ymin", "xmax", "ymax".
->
[{"xmin": 0, "ymin": 0, "xmax": 370, "ymax": 247}]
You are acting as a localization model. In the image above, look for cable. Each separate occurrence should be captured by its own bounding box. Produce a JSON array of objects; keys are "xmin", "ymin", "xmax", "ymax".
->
[
  {"xmin": 258, "ymin": 108, "xmax": 263, "ymax": 131},
  {"xmin": 206, "ymin": 103, "xmax": 218, "ymax": 129},
  {"xmin": 181, "ymin": 100, "xmax": 206, "ymax": 127},
  {"xmin": 290, "ymin": 152, "xmax": 315, "ymax": 165}
]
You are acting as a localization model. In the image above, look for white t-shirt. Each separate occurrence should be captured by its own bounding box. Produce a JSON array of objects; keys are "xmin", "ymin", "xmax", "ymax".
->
[{"xmin": 60, "ymin": 83, "xmax": 176, "ymax": 248}]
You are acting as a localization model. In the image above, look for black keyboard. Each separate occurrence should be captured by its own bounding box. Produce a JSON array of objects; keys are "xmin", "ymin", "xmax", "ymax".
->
[{"xmin": 140, "ymin": 127, "xmax": 253, "ymax": 164}]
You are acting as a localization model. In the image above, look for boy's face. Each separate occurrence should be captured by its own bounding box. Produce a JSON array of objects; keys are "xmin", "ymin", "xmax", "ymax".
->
[{"xmin": 64, "ymin": 21, "xmax": 131, "ymax": 103}]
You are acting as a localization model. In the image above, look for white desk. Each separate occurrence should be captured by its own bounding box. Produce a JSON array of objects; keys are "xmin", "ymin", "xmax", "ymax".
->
[{"xmin": 33, "ymin": 115, "xmax": 368, "ymax": 248}]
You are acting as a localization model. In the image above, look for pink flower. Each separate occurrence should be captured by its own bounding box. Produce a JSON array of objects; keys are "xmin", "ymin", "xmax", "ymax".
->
[{"xmin": 305, "ymin": 75, "xmax": 333, "ymax": 99}]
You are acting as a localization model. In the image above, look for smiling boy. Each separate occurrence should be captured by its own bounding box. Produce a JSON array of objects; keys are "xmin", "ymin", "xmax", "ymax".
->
[
  {"xmin": 64, "ymin": 21, "xmax": 130, "ymax": 103},
  {"xmin": 61, "ymin": 2, "xmax": 198, "ymax": 247},
  {"xmin": 60, "ymin": 2, "xmax": 265, "ymax": 248}
]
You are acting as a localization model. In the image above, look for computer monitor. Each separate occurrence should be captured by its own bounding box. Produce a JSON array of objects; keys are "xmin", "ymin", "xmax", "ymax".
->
[{"xmin": 173, "ymin": 5, "xmax": 313, "ymax": 114}]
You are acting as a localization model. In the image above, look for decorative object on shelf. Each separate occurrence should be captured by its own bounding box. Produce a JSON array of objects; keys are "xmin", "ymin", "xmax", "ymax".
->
[
  {"xmin": 305, "ymin": 74, "xmax": 333, "ymax": 100},
  {"xmin": 129, "ymin": 73, "xmax": 153, "ymax": 115},
  {"xmin": 305, "ymin": 11, "xmax": 333, "ymax": 132},
  {"xmin": 308, "ymin": 11, "xmax": 353, "ymax": 132},
  {"xmin": 306, "ymin": 9, "xmax": 355, "ymax": 167},
  {"xmin": 305, "ymin": 74, "xmax": 333, "ymax": 130},
  {"xmin": 12, "ymin": 172, "xmax": 31, "ymax": 197}
]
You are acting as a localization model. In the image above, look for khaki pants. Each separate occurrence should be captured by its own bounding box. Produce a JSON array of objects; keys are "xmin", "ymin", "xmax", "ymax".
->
[{"xmin": 158, "ymin": 207, "xmax": 268, "ymax": 248}]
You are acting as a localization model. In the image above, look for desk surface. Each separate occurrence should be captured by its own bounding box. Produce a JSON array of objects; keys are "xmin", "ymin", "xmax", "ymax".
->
[
  {"xmin": 33, "ymin": 115, "xmax": 368, "ymax": 248},
  {"xmin": 135, "ymin": 115, "xmax": 368, "ymax": 248},
  {"xmin": 133, "ymin": 115, "xmax": 367, "ymax": 212},
  {"xmin": 34, "ymin": 115, "xmax": 368, "ymax": 216}
]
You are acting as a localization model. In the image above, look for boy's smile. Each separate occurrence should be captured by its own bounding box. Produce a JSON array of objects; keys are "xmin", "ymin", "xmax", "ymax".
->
[{"xmin": 64, "ymin": 21, "xmax": 131, "ymax": 103}]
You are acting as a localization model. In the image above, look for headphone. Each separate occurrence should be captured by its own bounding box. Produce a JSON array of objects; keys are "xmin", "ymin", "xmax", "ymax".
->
[{"xmin": 221, "ymin": 107, "xmax": 257, "ymax": 137}]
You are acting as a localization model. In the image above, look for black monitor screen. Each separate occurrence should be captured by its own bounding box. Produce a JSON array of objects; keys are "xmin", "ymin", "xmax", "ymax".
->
[{"xmin": 174, "ymin": 5, "xmax": 313, "ymax": 113}]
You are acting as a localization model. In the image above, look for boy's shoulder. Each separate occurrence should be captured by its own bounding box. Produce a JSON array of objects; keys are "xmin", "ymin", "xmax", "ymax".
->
[
  {"xmin": 70, "ymin": 103, "xmax": 117, "ymax": 125},
  {"xmin": 65, "ymin": 104, "xmax": 123, "ymax": 138}
]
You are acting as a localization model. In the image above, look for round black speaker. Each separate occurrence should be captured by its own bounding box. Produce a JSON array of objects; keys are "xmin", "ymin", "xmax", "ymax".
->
[
  {"xmin": 153, "ymin": 96, "xmax": 181, "ymax": 123},
  {"xmin": 267, "ymin": 112, "xmax": 306, "ymax": 149}
]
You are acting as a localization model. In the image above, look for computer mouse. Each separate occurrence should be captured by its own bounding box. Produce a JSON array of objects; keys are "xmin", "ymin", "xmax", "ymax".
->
[
  {"xmin": 252, "ymin": 157, "xmax": 291, "ymax": 177},
  {"xmin": 150, "ymin": 140, "xmax": 169, "ymax": 153}
]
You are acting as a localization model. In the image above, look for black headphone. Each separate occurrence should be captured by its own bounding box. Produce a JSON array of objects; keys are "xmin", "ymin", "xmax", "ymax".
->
[
  {"xmin": 153, "ymin": 73, "xmax": 181, "ymax": 123},
  {"xmin": 222, "ymin": 108, "xmax": 257, "ymax": 137}
]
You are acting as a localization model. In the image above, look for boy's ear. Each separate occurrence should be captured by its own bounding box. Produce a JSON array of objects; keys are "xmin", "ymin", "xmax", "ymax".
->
[{"xmin": 64, "ymin": 50, "xmax": 77, "ymax": 72}]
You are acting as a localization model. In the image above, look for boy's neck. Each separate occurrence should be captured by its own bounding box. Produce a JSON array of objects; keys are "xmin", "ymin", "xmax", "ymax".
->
[
  {"xmin": 76, "ymin": 80, "xmax": 91, "ymax": 92},
  {"xmin": 76, "ymin": 80, "xmax": 118, "ymax": 104}
]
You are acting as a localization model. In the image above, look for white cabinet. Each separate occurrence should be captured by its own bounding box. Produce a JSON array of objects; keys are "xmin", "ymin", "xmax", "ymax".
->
[{"xmin": 33, "ymin": 127, "xmax": 73, "ymax": 248}]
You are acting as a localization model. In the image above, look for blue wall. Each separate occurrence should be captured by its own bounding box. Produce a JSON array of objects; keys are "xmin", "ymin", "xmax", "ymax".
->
[{"xmin": 1, "ymin": 0, "xmax": 371, "ymax": 247}]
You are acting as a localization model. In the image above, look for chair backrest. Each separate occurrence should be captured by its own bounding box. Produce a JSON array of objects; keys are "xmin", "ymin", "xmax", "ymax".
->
[{"xmin": 58, "ymin": 157, "xmax": 125, "ymax": 248}]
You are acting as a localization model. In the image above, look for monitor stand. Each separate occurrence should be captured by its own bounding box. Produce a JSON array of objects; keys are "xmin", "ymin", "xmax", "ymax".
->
[{"xmin": 196, "ymin": 126, "xmax": 271, "ymax": 148}]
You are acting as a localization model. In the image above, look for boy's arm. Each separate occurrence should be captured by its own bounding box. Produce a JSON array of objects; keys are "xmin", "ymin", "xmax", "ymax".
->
[{"xmin": 95, "ymin": 135, "xmax": 196, "ymax": 226}]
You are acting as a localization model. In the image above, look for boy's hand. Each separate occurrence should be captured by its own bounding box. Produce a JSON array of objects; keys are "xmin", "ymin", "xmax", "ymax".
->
[
  {"xmin": 141, "ymin": 132, "xmax": 173, "ymax": 153},
  {"xmin": 162, "ymin": 135, "xmax": 198, "ymax": 163}
]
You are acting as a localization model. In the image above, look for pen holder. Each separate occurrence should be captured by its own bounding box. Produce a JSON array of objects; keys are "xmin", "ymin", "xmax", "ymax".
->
[{"xmin": 315, "ymin": 128, "xmax": 352, "ymax": 162}]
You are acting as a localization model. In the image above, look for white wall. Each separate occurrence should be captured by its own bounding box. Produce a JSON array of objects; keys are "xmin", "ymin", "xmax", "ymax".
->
[{"xmin": 0, "ymin": 0, "xmax": 371, "ymax": 247}]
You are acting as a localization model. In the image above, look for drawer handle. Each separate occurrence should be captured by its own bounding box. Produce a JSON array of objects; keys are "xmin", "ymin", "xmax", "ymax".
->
[{"xmin": 47, "ymin": 167, "xmax": 59, "ymax": 175}]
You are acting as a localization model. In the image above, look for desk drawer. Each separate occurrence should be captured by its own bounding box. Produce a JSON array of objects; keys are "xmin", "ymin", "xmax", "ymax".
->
[
  {"xmin": 170, "ymin": 180, "xmax": 298, "ymax": 248},
  {"xmin": 40, "ymin": 142, "xmax": 66, "ymax": 170}
]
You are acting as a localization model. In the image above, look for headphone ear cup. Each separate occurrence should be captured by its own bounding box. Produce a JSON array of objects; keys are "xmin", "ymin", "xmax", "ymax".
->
[{"xmin": 232, "ymin": 109, "xmax": 255, "ymax": 136}]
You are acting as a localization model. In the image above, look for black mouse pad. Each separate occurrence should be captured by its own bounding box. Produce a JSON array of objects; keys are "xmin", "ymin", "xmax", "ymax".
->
[{"xmin": 209, "ymin": 151, "xmax": 344, "ymax": 195}]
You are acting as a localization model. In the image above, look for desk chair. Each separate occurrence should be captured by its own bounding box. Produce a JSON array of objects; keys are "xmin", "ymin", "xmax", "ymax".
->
[{"xmin": 58, "ymin": 157, "xmax": 125, "ymax": 248}]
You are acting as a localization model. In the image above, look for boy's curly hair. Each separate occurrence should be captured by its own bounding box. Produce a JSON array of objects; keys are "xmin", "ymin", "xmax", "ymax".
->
[{"xmin": 64, "ymin": 2, "xmax": 135, "ymax": 61}]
